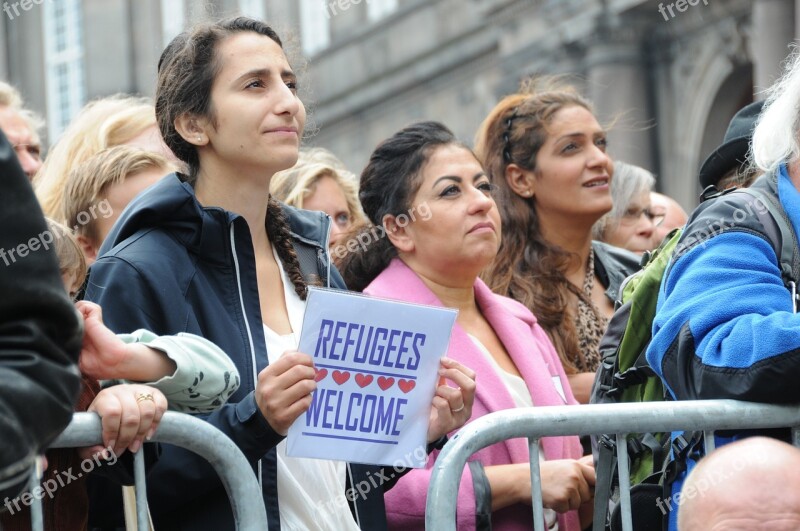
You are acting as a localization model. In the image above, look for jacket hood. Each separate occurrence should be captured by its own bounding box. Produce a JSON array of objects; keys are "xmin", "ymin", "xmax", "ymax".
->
[{"xmin": 99, "ymin": 172, "xmax": 331, "ymax": 265}]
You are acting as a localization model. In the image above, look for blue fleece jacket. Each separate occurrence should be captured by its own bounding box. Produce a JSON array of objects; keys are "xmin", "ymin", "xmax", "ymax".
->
[{"xmin": 646, "ymin": 165, "xmax": 800, "ymax": 529}]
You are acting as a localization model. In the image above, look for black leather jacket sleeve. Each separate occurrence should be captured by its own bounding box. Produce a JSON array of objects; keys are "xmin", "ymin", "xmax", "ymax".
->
[{"xmin": 0, "ymin": 130, "xmax": 82, "ymax": 500}]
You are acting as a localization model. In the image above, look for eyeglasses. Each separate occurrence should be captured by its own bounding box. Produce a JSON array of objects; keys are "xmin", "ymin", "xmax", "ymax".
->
[
  {"xmin": 620, "ymin": 207, "xmax": 666, "ymax": 227},
  {"xmin": 12, "ymin": 142, "xmax": 42, "ymax": 161}
]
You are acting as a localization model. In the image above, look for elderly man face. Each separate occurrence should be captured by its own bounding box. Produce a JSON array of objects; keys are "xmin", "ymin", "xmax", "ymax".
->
[
  {"xmin": 0, "ymin": 105, "xmax": 41, "ymax": 180},
  {"xmin": 650, "ymin": 192, "xmax": 688, "ymax": 245}
]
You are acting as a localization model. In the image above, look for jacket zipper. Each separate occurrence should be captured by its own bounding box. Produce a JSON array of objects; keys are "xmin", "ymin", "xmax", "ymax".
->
[
  {"xmin": 347, "ymin": 463, "xmax": 361, "ymax": 527},
  {"xmin": 321, "ymin": 215, "xmax": 332, "ymax": 288},
  {"xmin": 229, "ymin": 223, "xmax": 263, "ymax": 491}
]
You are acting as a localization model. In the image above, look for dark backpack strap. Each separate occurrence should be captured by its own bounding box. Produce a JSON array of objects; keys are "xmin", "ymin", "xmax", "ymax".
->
[
  {"xmin": 609, "ymin": 349, "xmax": 658, "ymax": 399},
  {"xmin": 639, "ymin": 433, "xmax": 664, "ymax": 474},
  {"xmin": 468, "ymin": 461, "xmax": 492, "ymax": 531},
  {"xmin": 662, "ymin": 431, "xmax": 704, "ymax": 489},
  {"xmin": 739, "ymin": 187, "xmax": 800, "ymax": 310},
  {"xmin": 593, "ymin": 435, "xmax": 616, "ymax": 531}
]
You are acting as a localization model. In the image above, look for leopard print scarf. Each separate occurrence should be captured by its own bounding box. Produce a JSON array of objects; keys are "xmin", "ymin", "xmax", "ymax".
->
[{"xmin": 571, "ymin": 251, "xmax": 608, "ymax": 372}]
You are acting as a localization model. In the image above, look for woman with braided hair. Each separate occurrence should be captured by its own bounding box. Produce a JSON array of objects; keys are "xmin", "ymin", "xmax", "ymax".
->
[{"xmin": 84, "ymin": 16, "xmax": 474, "ymax": 531}]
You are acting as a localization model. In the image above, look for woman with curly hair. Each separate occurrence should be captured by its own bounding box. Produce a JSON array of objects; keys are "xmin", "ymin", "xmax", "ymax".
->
[{"xmin": 475, "ymin": 80, "xmax": 639, "ymax": 403}]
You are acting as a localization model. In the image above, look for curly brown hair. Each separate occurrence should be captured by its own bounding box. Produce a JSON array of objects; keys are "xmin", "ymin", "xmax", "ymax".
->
[{"xmin": 475, "ymin": 79, "xmax": 597, "ymax": 373}]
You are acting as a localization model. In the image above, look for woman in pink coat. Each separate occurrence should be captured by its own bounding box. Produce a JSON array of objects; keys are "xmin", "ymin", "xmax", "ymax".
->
[{"xmin": 339, "ymin": 122, "xmax": 593, "ymax": 531}]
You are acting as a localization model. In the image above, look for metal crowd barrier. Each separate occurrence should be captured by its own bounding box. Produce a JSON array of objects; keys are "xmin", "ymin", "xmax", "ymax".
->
[
  {"xmin": 22, "ymin": 411, "xmax": 268, "ymax": 531},
  {"xmin": 426, "ymin": 400, "xmax": 800, "ymax": 531}
]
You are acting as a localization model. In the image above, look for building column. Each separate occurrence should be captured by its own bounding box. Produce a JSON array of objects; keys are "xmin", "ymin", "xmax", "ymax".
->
[
  {"xmin": 752, "ymin": 0, "xmax": 794, "ymax": 95},
  {"xmin": 796, "ymin": 0, "xmax": 800, "ymax": 41},
  {"xmin": 0, "ymin": 17, "xmax": 8, "ymax": 82},
  {"xmin": 83, "ymin": 0, "xmax": 134, "ymax": 98},
  {"xmin": 5, "ymin": 5, "xmax": 46, "ymax": 118},
  {"xmin": 129, "ymin": 0, "xmax": 163, "ymax": 97},
  {"xmin": 585, "ymin": 29, "xmax": 655, "ymax": 172}
]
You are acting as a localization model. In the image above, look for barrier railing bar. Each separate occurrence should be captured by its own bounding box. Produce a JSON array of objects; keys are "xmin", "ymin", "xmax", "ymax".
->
[
  {"xmin": 28, "ymin": 464, "xmax": 43, "ymax": 531},
  {"xmin": 426, "ymin": 400, "xmax": 800, "ymax": 530},
  {"xmin": 615, "ymin": 433, "xmax": 632, "ymax": 531},
  {"xmin": 528, "ymin": 438, "xmax": 544, "ymax": 531},
  {"xmin": 48, "ymin": 411, "xmax": 268, "ymax": 530},
  {"xmin": 133, "ymin": 450, "xmax": 148, "ymax": 531},
  {"xmin": 704, "ymin": 430, "xmax": 716, "ymax": 453}
]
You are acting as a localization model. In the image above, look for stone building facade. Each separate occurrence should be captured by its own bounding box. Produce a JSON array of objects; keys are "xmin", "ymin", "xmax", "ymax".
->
[{"xmin": 1, "ymin": 0, "xmax": 797, "ymax": 208}]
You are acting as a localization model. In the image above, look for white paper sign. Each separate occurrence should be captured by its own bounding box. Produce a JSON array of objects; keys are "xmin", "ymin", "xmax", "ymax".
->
[{"xmin": 286, "ymin": 287, "xmax": 457, "ymax": 468}]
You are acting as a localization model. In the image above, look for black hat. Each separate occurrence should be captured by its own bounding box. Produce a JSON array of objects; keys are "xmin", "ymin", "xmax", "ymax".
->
[{"xmin": 699, "ymin": 100, "xmax": 765, "ymax": 189}]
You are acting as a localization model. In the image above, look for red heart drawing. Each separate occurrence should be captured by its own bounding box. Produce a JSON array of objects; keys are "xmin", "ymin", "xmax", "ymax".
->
[
  {"xmin": 398, "ymin": 379, "xmax": 416, "ymax": 393},
  {"xmin": 377, "ymin": 376, "xmax": 395, "ymax": 391},
  {"xmin": 314, "ymin": 368, "xmax": 328, "ymax": 382},
  {"xmin": 332, "ymin": 370, "xmax": 351, "ymax": 385},
  {"xmin": 355, "ymin": 374, "xmax": 373, "ymax": 388}
]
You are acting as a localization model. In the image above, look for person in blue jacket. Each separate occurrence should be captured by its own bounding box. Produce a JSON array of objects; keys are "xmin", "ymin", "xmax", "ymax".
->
[
  {"xmin": 84, "ymin": 16, "xmax": 476, "ymax": 531},
  {"xmin": 646, "ymin": 51, "xmax": 800, "ymax": 530}
]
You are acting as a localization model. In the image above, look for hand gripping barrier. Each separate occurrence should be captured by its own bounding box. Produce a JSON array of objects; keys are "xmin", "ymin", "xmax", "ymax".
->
[
  {"xmin": 426, "ymin": 400, "xmax": 800, "ymax": 531},
  {"xmin": 23, "ymin": 411, "xmax": 268, "ymax": 531}
]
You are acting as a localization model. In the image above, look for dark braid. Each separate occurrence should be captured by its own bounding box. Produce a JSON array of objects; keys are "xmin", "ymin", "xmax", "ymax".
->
[{"xmin": 266, "ymin": 197, "xmax": 316, "ymax": 300}]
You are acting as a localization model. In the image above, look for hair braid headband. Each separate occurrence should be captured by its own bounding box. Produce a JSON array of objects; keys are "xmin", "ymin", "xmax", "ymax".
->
[{"xmin": 502, "ymin": 106, "xmax": 521, "ymax": 164}]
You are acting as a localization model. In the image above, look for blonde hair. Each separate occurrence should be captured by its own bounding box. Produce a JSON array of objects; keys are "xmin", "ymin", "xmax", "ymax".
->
[
  {"xmin": 270, "ymin": 147, "xmax": 366, "ymax": 226},
  {"xmin": 63, "ymin": 146, "xmax": 175, "ymax": 242},
  {"xmin": 0, "ymin": 81, "xmax": 22, "ymax": 108},
  {"xmin": 46, "ymin": 218, "xmax": 87, "ymax": 297},
  {"xmin": 34, "ymin": 95, "xmax": 158, "ymax": 221},
  {"xmin": 0, "ymin": 81, "xmax": 45, "ymax": 145}
]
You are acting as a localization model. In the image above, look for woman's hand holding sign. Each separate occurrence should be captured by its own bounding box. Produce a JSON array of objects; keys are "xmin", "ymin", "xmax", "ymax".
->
[
  {"xmin": 426, "ymin": 357, "xmax": 476, "ymax": 443},
  {"xmin": 256, "ymin": 350, "xmax": 317, "ymax": 436}
]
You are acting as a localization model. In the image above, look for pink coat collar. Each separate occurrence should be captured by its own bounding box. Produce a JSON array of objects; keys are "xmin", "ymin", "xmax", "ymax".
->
[{"xmin": 364, "ymin": 258, "xmax": 581, "ymax": 462}]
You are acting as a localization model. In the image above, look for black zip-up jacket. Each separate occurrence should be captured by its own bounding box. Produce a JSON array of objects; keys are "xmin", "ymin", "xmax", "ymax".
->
[
  {"xmin": 592, "ymin": 240, "xmax": 641, "ymax": 304},
  {"xmin": 0, "ymin": 130, "xmax": 82, "ymax": 501},
  {"xmin": 85, "ymin": 173, "xmax": 407, "ymax": 530}
]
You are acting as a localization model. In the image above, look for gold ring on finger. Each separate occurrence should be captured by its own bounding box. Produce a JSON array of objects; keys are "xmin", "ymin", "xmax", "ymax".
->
[{"xmin": 136, "ymin": 393, "xmax": 155, "ymax": 403}]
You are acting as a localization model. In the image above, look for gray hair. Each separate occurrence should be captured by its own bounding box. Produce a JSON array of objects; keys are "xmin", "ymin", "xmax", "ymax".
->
[
  {"xmin": 593, "ymin": 161, "xmax": 655, "ymax": 240},
  {"xmin": 753, "ymin": 48, "xmax": 800, "ymax": 173},
  {"xmin": 0, "ymin": 81, "xmax": 45, "ymax": 145}
]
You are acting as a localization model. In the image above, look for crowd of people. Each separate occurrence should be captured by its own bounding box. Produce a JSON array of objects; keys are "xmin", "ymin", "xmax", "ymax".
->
[{"xmin": 2, "ymin": 13, "xmax": 799, "ymax": 531}]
